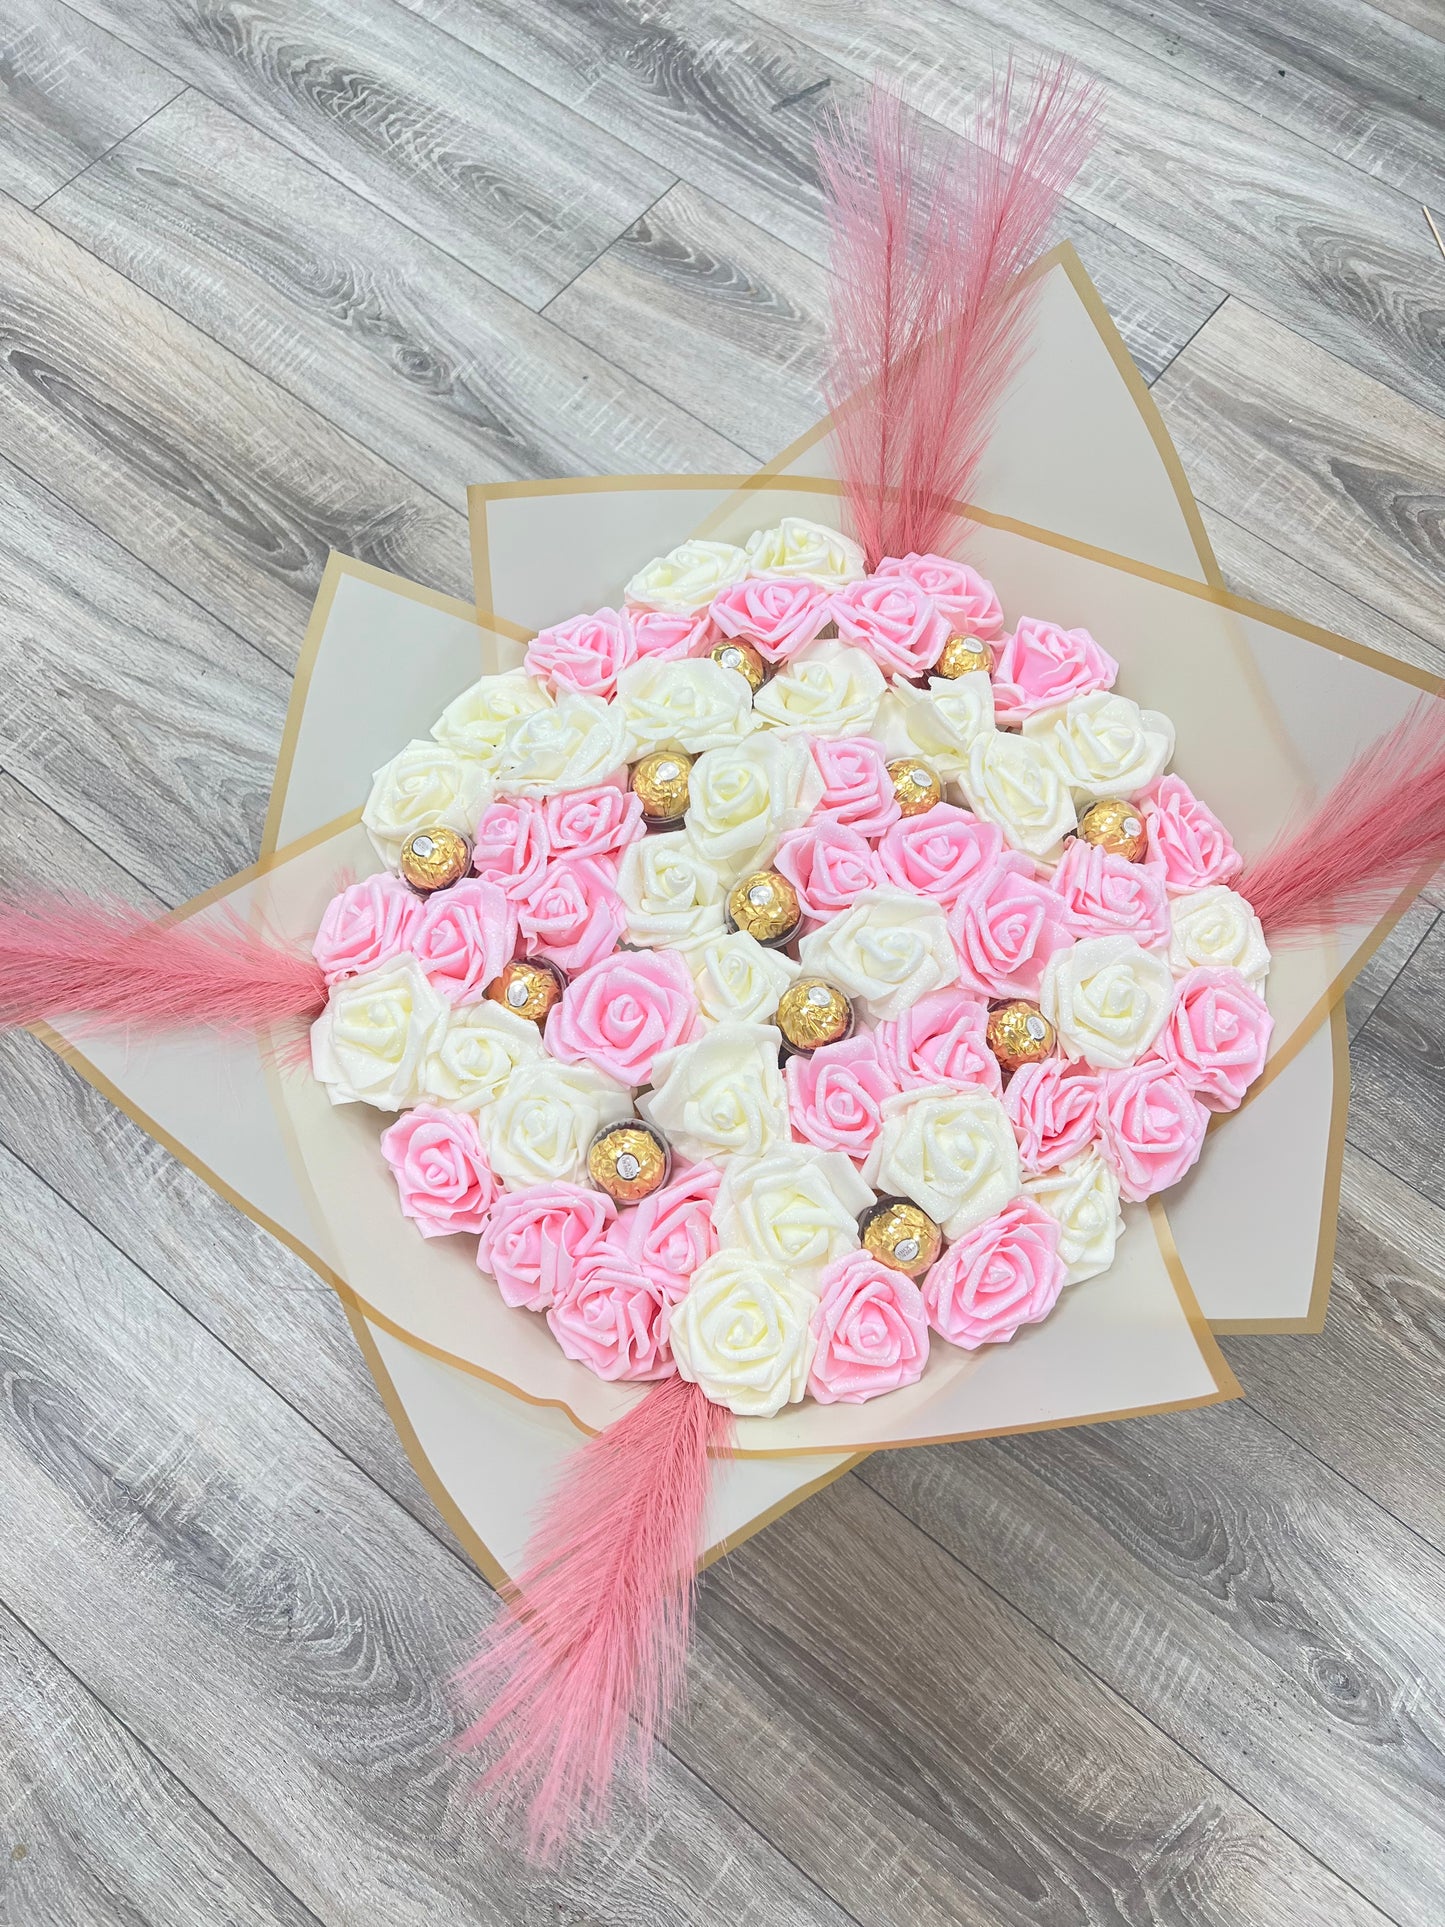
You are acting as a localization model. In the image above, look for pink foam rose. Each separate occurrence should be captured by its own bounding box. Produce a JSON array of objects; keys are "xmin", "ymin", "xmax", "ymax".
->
[
  {"xmin": 380, "ymin": 1105, "xmax": 497, "ymax": 1239},
  {"xmin": 631, "ymin": 607, "xmax": 714, "ymax": 661},
  {"xmin": 1140, "ymin": 774, "xmax": 1243, "ymax": 894},
  {"xmin": 312, "ymin": 873, "xmax": 422, "ymax": 984},
  {"xmin": 608, "ymin": 1160, "xmax": 721, "ymax": 1293},
  {"xmin": 710, "ymin": 574, "xmax": 832, "ymax": 663},
  {"xmin": 948, "ymin": 852, "xmax": 1074, "ymax": 998},
  {"xmin": 877, "ymin": 803, "xmax": 1003, "ymax": 908},
  {"xmin": 808, "ymin": 734, "xmax": 901, "ymax": 838},
  {"xmin": 922, "ymin": 1199, "xmax": 1067, "ymax": 1350},
  {"xmin": 477, "ymin": 1182, "xmax": 616, "ymax": 1311},
  {"xmin": 473, "ymin": 796, "xmax": 550, "ymax": 901},
  {"xmin": 875, "ymin": 554, "xmax": 1004, "ymax": 639},
  {"xmin": 808, "ymin": 1250, "xmax": 930, "ymax": 1403},
  {"xmin": 411, "ymin": 876, "xmax": 517, "ymax": 1002},
  {"xmin": 1145, "ymin": 967, "xmax": 1272, "ymax": 1113},
  {"xmin": 1003, "ymin": 1059, "xmax": 1101, "ymax": 1172},
  {"xmin": 525, "ymin": 606, "xmax": 636, "ymax": 699},
  {"xmin": 1096, "ymin": 1062, "xmax": 1209, "ymax": 1201},
  {"xmin": 547, "ymin": 946, "xmax": 700, "ymax": 1087},
  {"xmin": 786, "ymin": 1033, "xmax": 895, "ymax": 1163},
  {"xmin": 542, "ymin": 783, "xmax": 645, "ymax": 862},
  {"xmin": 1052, "ymin": 837, "xmax": 1170, "ymax": 949},
  {"xmin": 773, "ymin": 820, "xmax": 883, "ymax": 924},
  {"xmin": 991, "ymin": 617, "xmax": 1118, "ymax": 722},
  {"xmin": 546, "ymin": 1247, "xmax": 675, "ymax": 1381},
  {"xmin": 516, "ymin": 855, "xmax": 625, "ymax": 975},
  {"xmin": 873, "ymin": 989, "xmax": 1001, "ymax": 1096},
  {"xmin": 830, "ymin": 573, "xmax": 951, "ymax": 679}
]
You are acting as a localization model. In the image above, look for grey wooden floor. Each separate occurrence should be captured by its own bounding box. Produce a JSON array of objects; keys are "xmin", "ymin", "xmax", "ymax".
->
[{"xmin": 0, "ymin": 2, "xmax": 1443, "ymax": 1922}]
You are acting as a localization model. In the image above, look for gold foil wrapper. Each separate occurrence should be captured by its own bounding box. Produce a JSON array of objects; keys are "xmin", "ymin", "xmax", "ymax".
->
[
  {"xmin": 631, "ymin": 750, "xmax": 692, "ymax": 823},
  {"xmin": 1076, "ymin": 797, "xmax": 1147, "ymax": 863},
  {"xmin": 933, "ymin": 635, "xmax": 992, "ymax": 680},
  {"xmin": 726, "ymin": 869, "xmax": 801, "ymax": 946},
  {"xmin": 987, "ymin": 1000, "xmax": 1056, "ymax": 1073},
  {"xmin": 776, "ymin": 977, "xmax": 853, "ymax": 1052},
  {"xmin": 484, "ymin": 958, "xmax": 565, "ymax": 1027},
  {"xmin": 586, "ymin": 1122, "xmax": 671, "ymax": 1204},
  {"xmin": 709, "ymin": 638, "xmax": 766, "ymax": 692},
  {"xmin": 398, "ymin": 825, "xmax": 472, "ymax": 893},
  {"xmin": 860, "ymin": 1199, "xmax": 943, "ymax": 1278},
  {"xmin": 887, "ymin": 757, "xmax": 943, "ymax": 817}
]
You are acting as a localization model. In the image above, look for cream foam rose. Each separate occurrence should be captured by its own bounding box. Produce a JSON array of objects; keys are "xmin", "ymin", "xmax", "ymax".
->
[
  {"xmin": 478, "ymin": 1182, "xmax": 615, "ymax": 1312},
  {"xmin": 681, "ymin": 929, "xmax": 797, "ymax": 1026},
  {"xmin": 362, "ymin": 740, "xmax": 492, "ymax": 865},
  {"xmin": 380, "ymin": 1105, "xmax": 497, "ymax": 1240},
  {"xmin": 1024, "ymin": 692, "xmax": 1174, "ymax": 803},
  {"xmin": 921, "ymin": 1198, "xmax": 1066, "ymax": 1349},
  {"xmin": 990, "ymin": 618, "xmax": 1118, "ymax": 723},
  {"xmin": 712, "ymin": 1145, "xmax": 871, "ymax": 1284},
  {"xmin": 431, "ymin": 667, "xmax": 552, "ymax": 766},
  {"xmin": 625, "ymin": 537, "xmax": 748, "ymax": 614},
  {"xmin": 807, "ymin": 1251, "xmax": 930, "ymax": 1405},
  {"xmin": 685, "ymin": 732, "xmax": 822, "ymax": 878},
  {"xmin": 1168, "ymin": 886, "xmax": 1270, "ymax": 989},
  {"xmin": 958, "ymin": 728, "xmax": 1076, "ymax": 860},
  {"xmin": 480, "ymin": 1060, "xmax": 632, "ymax": 1190},
  {"xmin": 616, "ymin": 830, "xmax": 727, "ymax": 948},
  {"xmin": 639, "ymin": 1022, "xmax": 789, "ymax": 1163},
  {"xmin": 709, "ymin": 574, "xmax": 832, "ymax": 663},
  {"xmin": 1022, "ymin": 1151, "xmax": 1123, "ymax": 1285},
  {"xmin": 864, "ymin": 1082, "xmax": 1021, "ymax": 1239},
  {"xmin": 667, "ymin": 1249, "xmax": 817, "ymax": 1418},
  {"xmin": 1040, "ymin": 935, "xmax": 1175, "ymax": 1070},
  {"xmin": 797, "ymin": 888, "xmax": 959, "ymax": 1022},
  {"xmin": 874, "ymin": 553, "xmax": 1004, "ymax": 638},
  {"xmin": 830, "ymin": 572, "xmax": 951, "ymax": 680},
  {"xmin": 311, "ymin": 955, "xmax": 449, "ymax": 1110},
  {"xmin": 494, "ymin": 691, "xmax": 630, "ymax": 797},
  {"xmin": 744, "ymin": 515, "xmax": 865, "ymax": 588},
  {"xmin": 546, "ymin": 947, "xmax": 701, "ymax": 1089},
  {"xmin": 422, "ymin": 1000, "xmax": 542, "ymax": 1111},
  {"xmin": 874, "ymin": 673, "xmax": 994, "ymax": 780},
  {"xmin": 752, "ymin": 639, "xmax": 885, "ymax": 739},
  {"xmin": 616, "ymin": 657, "xmax": 756, "ymax": 756}
]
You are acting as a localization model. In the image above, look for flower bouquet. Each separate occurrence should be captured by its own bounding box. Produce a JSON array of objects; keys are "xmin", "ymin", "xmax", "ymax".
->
[{"xmin": 4, "ymin": 70, "xmax": 1442, "ymax": 1858}]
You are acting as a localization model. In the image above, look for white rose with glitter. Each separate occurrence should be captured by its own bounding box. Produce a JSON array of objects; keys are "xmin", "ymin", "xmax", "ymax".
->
[
  {"xmin": 1168, "ymin": 886, "xmax": 1270, "ymax": 988},
  {"xmin": 639, "ymin": 1022, "xmax": 789, "ymax": 1163},
  {"xmin": 712, "ymin": 1145, "xmax": 872, "ymax": 1285},
  {"xmin": 310, "ymin": 956, "xmax": 449, "ymax": 1110},
  {"xmin": 625, "ymin": 538, "xmax": 749, "ymax": 614},
  {"xmin": 362, "ymin": 741, "xmax": 492, "ymax": 865},
  {"xmin": 669, "ymin": 1250, "xmax": 817, "ymax": 1418},
  {"xmin": 492, "ymin": 692, "xmax": 629, "ymax": 796},
  {"xmin": 685, "ymin": 731, "xmax": 823, "ymax": 878},
  {"xmin": 480, "ymin": 1061, "xmax": 631, "ymax": 1189},
  {"xmin": 1024, "ymin": 692, "xmax": 1174, "ymax": 802},
  {"xmin": 863, "ymin": 1083, "xmax": 1021, "ymax": 1239},
  {"xmin": 616, "ymin": 830, "xmax": 727, "ymax": 947},
  {"xmin": 431, "ymin": 668, "xmax": 552, "ymax": 767},
  {"xmin": 616, "ymin": 658, "xmax": 757, "ymax": 756},
  {"xmin": 797, "ymin": 888, "xmax": 958, "ymax": 1022},
  {"xmin": 1023, "ymin": 1151, "xmax": 1123, "ymax": 1284},
  {"xmin": 752, "ymin": 640, "xmax": 885, "ymax": 738},
  {"xmin": 957, "ymin": 728, "xmax": 1077, "ymax": 860},
  {"xmin": 744, "ymin": 516, "xmax": 865, "ymax": 588},
  {"xmin": 874, "ymin": 671, "xmax": 995, "ymax": 778},
  {"xmin": 422, "ymin": 1001, "xmax": 543, "ymax": 1111},
  {"xmin": 1040, "ymin": 935, "xmax": 1175, "ymax": 1069},
  {"xmin": 682, "ymin": 929, "xmax": 798, "ymax": 1026}
]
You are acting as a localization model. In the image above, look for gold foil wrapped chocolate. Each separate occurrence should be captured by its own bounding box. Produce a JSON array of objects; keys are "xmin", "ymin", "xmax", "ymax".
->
[
  {"xmin": 484, "ymin": 957, "xmax": 565, "ymax": 1028},
  {"xmin": 1076, "ymin": 797, "xmax": 1147, "ymax": 863},
  {"xmin": 726, "ymin": 869, "xmax": 801, "ymax": 946},
  {"xmin": 776, "ymin": 977, "xmax": 854, "ymax": 1053},
  {"xmin": 887, "ymin": 757, "xmax": 943, "ymax": 817},
  {"xmin": 709, "ymin": 638, "xmax": 766, "ymax": 692},
  {"xmin": 586, "ymin": 1122, "xmax": 671, "ymax": 1204},
  {"xmin": 630, "ymin": 750, "xmax": 692, "ymax": 824},
  {"xmin": 933, "ymin": 634, "xmax": 992, "ymax": 680},
  {"xmin": 860, "ymin": 1199, "xmax": 943, "ymax": 1278},
  {"xmin": 986, "ymin": 1000, "xmax": 1056, "ymax": 1073},
  {"xmin": 398, "ymin": 825, "xmax": 472, "ymax": 893}
]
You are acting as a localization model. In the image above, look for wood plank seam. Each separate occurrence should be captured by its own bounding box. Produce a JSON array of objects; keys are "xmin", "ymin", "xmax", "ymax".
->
[{"xmin": 27, "ymin": 78, "xmax": 189, "ymax": 215}]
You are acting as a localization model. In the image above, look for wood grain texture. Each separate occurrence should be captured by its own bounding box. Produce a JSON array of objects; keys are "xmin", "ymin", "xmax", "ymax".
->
[
  {"xmin": 1349, "ymin": 913, "xmax": 1445, "ymax": 1210},
  {"xmin": 45, "ymin": 91, "xmax": 746, "ymax": 493},
  {"xmin": 0, "ymin": 0, "xmax": 181, "ymax": 207},
  {"xmin": 62, "ymin": 0, "xmax": 673, "ymax": 308},
  {"xmin": 0, "ymin": 196, "xmax": 469, "ymax": 667},
  {"xmin": 1345, "ymin": 902, "xmax": 1438, "ymax": 1036}
]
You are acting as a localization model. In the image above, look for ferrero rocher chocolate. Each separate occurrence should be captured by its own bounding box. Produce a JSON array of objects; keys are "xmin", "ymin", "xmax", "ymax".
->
[
  {"xmin": 933, "ymin": 634, "xmax": 992, "ymax": 680},
  {"xmin": 586, "ymin": 1122, "xmax": 671, "ymax": 1204},
  {"xmin": 726, "ymin": 869, "xmax": 801, "ymax": 946},
  {"xmin": 398, "ymin": 825, "xmax": 472, "ymax": 893},
  {"xmin": 709, "ymin": 638, "xmax": 766, "ymax": 692},
  {"xmin": 887, "ymin": 757, "xmax": 943, "ymax": 817},
  {"xmin": 1077, "ymin": 797, "xmax": 1147, "ymax": 863},
  {"xmin": 776, "ymin": 977, "xmax": 853, "ymax": 1053},
  {"xmin": 860, "ymin": 1198, "xmax": 943, "ymax": 1278},
  {"xmin": 484, "ymin": 957, "xmax": 565, "ymax": 1028},
  {"xmin": 987, "ymin": 1000, "xmax": 1056, "ymax": 1073},
  {"xmin": 630, "ymin": 750, "xmax": 692, "ymax": 824}
]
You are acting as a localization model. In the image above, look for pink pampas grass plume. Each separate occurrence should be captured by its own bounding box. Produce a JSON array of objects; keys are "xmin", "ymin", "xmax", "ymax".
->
[
  {"xmin": 1239, "ymin": 697, "xmax": 1445, "ymax": 940},
  {"xmin": 817, "ymin": 65, "xmax": 1100, "ymax": 568},
  {"xmin": 454, "ymin": 1373, "xmax": 733, "ymax": 1859}
]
